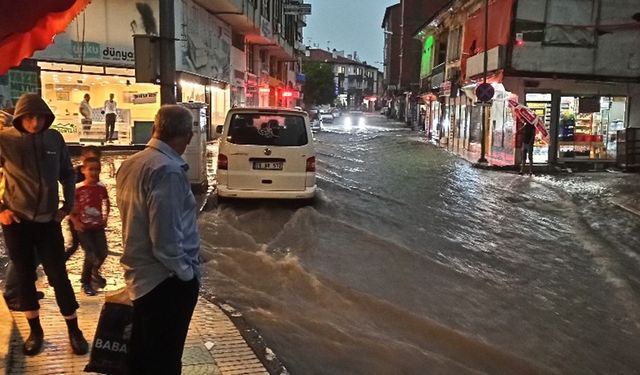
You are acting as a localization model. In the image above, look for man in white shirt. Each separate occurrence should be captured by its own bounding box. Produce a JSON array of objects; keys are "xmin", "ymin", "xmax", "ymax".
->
[
  {"xmin": 103, "ymin": 93, "xmax": 117, "ymax": 143},
  {"xmin": 79, "ymin": 94, "xmax": 92, "ymax": 124},
  {"xmin": 117, "ymin": 105, "xmax": 199, "ymax": 374}
]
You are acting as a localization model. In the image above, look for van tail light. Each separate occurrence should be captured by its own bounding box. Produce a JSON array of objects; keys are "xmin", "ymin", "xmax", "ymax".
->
[
  {"xmin": 306, "ymin": 156, "xmax": 316, "ymax": 172},
  {"xmin": 218, "ymin": 154, "xmax": 228, "ymax": 170}
]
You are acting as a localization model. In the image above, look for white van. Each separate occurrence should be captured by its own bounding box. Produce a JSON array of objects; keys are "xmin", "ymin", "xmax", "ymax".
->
[{"xmin": 216, "ymin": 107, "xmax": 316, "ymax": 200}]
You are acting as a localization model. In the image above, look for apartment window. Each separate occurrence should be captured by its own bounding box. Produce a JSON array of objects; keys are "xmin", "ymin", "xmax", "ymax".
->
[
  {"xmin": 339, "ymin": 66, "xmax": 345, "ymax": 74},
  {"xmin": 273, "ymin": 0, "xmax": 283, "ymax": 25},
  {"xmin": 262, "ymin": 0, "xmax": 271, "ymax": 20},
  {"xmin": 543, "ymin": 0, "xmax": 598, "ymax": 46},
  {"xmin": 447, "ymin": 27, "xmax": 462, "ymax": 61},
  {"xmin": 247, "ymin": 45, "xmax": 255, "ymax": 74}
]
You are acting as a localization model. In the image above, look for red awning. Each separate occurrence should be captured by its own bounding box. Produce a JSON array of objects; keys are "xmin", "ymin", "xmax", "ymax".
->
[{"xmin": 0, "ymin": 0, "xmax": 91, "ymax": 75}]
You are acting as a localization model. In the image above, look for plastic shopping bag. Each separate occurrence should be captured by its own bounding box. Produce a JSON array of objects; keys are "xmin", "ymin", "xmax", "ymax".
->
[{"xmin": 84, "ymin": 288, "xmax": 133, "ymax": 374}]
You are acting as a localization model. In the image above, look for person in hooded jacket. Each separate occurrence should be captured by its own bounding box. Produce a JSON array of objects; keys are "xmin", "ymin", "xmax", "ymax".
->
[{"xmin": 0, "ymin": 93, "xmax": 89, "ymax": 356}]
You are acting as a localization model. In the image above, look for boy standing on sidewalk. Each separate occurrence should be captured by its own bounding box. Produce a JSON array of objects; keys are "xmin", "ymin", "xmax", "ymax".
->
[
  {"xmin": 64, "ymin": 145, "xmax": 102, "ymax": 261},
  {"xmin": 70, "ymin": 156, "xmax": 110, "ymax": 296},
  {"xmin": 0, "ymin": 93, "xmax": 88, "ymax": 356}
]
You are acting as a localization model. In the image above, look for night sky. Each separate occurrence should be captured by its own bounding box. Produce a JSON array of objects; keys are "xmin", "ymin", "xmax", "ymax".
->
[{"xmin": 304, "ymin": 0, "xmax": 400, "ymax": 69}]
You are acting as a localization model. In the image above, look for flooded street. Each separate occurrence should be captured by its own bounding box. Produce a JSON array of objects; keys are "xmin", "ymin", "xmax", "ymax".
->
[
  {"xmin": 198, "ymin": 114, "xmax": 640, "ymax": 374},
  {"xmin": 2, "ymin": 114, "xmax": 638, "ymax": 374}
]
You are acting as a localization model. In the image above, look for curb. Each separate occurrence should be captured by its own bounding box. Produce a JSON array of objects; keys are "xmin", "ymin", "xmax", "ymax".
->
[{"xmin": 0, "ymin": 292, "xmax": 12, "ymax": 375}]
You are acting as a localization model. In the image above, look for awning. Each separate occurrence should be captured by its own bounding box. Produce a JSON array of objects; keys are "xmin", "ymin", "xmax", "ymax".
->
[{"xmin": 0, "ymin": 0, "xmax": 91, "ymax": 76}]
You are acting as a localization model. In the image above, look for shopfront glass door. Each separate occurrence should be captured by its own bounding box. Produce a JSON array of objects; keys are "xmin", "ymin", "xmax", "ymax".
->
[{"xmin": 525, "ymin": 93, "xmax": 553, "ymax": 163}]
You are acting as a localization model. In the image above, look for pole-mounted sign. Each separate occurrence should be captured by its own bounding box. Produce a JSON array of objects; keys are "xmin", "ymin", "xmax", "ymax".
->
[{"xmin": 284, "ymin": 3, "xmax": 311, "ymax": 15}]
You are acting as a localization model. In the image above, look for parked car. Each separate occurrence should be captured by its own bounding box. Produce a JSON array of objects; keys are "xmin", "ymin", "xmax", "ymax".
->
[
  {"xmin": 307, "ymin": 108, "xmax": 322, "ymax": 132},
  {"xmin": 215, "ymin": 107, "xmax": 316, "ymax": 200},
  {"xmin": 330, "ymin": 108, "xmax": 342, "ymax": 118},
  {"xmin": 320, "ymin": 110, "xmax": 334, "ymax": 123}
]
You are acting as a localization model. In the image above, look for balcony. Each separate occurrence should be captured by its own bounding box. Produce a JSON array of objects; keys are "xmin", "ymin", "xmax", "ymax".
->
[
  {"xmin": 465, "ymin": 46, "xmax": 505, "ymax": 79},
  {"xmin": 196, "ymin": 0, "xmax": 260, "ymax": 37},
  {"xmin": 430, "ymin": 63, "xmax": 445, "ymax": 90}
]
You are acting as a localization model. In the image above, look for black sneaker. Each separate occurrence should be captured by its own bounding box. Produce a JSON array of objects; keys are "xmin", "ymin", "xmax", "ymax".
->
[
  {"xmin": 93, "ymin": 275, "xmax": 107, "ymax": 289},
  {"xmin": 69, "ymin": 329, "xmax": 89, "ymax": 355},
  {"xmin": 82, "ymin": 284, "xmax": 97, "ymax": 296},
  {"xmin": 23, "ymin": 330, "xmax": 44, "ymax": 356}
]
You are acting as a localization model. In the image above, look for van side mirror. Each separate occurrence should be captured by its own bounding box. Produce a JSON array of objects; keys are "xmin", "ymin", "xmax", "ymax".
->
[{"xmin": 215, "ymin": 125, "xmax": 223, "ymax": 134}]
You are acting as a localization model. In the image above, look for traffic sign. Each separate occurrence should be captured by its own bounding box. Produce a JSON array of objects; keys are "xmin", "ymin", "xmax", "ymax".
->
[{"xmin": 475, "ymin": 83, "xmax": 495, "ymax": 103}]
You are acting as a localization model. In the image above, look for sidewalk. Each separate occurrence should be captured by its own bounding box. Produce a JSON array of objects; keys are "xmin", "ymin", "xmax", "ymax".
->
[{"xmin": 0, "ymin": 192, "xmax": 270, "ymax": 374}]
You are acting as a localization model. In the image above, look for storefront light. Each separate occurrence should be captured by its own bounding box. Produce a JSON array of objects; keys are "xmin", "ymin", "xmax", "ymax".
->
[{"xmin": 259, "ymin": 87, "xmax": 271, "ymax": 94}]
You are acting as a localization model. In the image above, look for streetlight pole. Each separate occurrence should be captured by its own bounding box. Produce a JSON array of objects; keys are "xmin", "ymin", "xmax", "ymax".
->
[
  {"xmin": 478, "ymin": 0, "xmax": 489, "ymax": 163},
  {"xmin": 159, "ymin": 0, "xmax": 176, "ymax": 104}
]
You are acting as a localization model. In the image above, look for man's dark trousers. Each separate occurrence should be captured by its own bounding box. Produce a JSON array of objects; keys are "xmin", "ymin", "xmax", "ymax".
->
[
  {"xmin": 1, "ymin": 220, "xmax": 79, "ymax": 315},
  {"xmin": 128, "ymin": 276, "xmax": 199, "ymax": 374}
]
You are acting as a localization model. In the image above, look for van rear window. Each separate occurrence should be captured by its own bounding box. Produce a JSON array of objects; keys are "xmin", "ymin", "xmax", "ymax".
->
[{"xmin": 228, "ymin": 114, "xmax": 308, "ymax": 146}]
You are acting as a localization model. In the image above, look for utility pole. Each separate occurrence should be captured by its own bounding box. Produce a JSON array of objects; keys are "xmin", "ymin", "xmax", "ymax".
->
[
  {"xmin": 478, "ymin": 0, "xmax": 489, "ymax": 163},
  {"xmin": 159, "ymin": 0, "xmax": 176, "ymax": 104}
]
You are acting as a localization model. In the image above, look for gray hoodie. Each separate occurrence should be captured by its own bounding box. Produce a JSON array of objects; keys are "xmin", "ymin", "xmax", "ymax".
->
[{"xmin": 0, "ymin": 93, "xmax": 75, "ymax": 222}]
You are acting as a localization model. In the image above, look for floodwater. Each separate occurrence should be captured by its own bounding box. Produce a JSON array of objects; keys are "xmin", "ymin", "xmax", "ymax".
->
[
  {"xmin": 198, "ymin": 113, "xmax": 640, "ymax": 375},
  {"xmin": 3, "ymin": 114, "xmax": 637, "ymax": 374}
]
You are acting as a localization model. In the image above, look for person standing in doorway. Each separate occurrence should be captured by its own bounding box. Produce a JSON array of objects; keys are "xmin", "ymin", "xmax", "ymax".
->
[
  {"xmin": 116, "ymin": 105, "xmax": 200, "ymax": 374},
  {"xmin": 102, "ymin": 93, "xmax": 117, "ymax": 143},
  {"xmin": 0, "ymin": 93, "xmax": 88, "ymax": 356},
  {"xmin": 79, "ymin": 93, "xmax": 92, "ymax": 124},
  {"xmin": 519, "ymin": 119, "xmax": 536, "ymax": 175}
]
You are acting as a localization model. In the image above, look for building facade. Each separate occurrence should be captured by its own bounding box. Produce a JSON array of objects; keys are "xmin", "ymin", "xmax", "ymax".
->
[
  {"xmin": 415, "ymin": 0, "xmax": 640, "ymax": 167},
  {"xmin": 305, "ymin": 48, "xmax": 382, "ymax": 110},
  {"xmin": 382, "ymin": 0, "xmax": 450, "ymax": 126},
  {"xmin": 0, "ymin": 0, "xmax": 309, "ymax": 144}
]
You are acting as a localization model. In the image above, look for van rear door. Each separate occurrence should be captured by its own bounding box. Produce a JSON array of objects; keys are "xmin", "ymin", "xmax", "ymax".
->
[{"xmin": 225, "ymin": 113, "xmax": 311, "ymax": 191}]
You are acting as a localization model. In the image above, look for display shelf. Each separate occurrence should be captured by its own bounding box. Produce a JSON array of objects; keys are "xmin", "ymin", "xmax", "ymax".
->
[{"xmin": 559, "ymin": 141, "xmax": 605, "ymax": 147}]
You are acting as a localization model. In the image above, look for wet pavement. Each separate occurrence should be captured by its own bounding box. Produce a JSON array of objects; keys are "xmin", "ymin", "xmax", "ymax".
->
[
  {"xmin": 0, "ymin": 151, "xmax": 270, "ymax": 375},
  {"xmin": 198, "ymin": 113, "xmax": 640, "ymax": 375}
]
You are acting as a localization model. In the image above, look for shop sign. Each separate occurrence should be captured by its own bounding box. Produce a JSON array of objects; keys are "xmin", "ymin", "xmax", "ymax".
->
[
  {"xmin": 131, "ymin": 92, "xmax": 157, "ymax": 104},
  {"xmin": 71, "ymin": 41, "xmax": 101, "ymax": 59},
  {"xmin": 9, "ymin": 70, "xmax": 39, "ymax": 99},
  {"xmin": 284, "ymin": 3, "xmax": 312, "ymax": 15},
  {"xmin": 439, "ymin": 81, "xmax": 451, "ymax": 96},
  {"xmin": 33, "ymin": 0, "xmax": 158, "ymax": 68}
]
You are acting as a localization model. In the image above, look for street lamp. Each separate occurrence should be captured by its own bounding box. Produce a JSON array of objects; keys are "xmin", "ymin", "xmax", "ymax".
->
[{"xmin": 477, "ymin": 0, "xmax": 489, "ymax": 163}]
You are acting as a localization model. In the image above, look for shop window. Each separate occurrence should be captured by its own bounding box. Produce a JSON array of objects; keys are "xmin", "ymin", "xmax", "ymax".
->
[
  {"xmin": 447, "ymin": 27, "xmax": 462, "ymax": 62},
  {"xmin": 558, "ymin": 96, "xmax": 626, "ymax": 160},
  {"xmin": 543, "ymin": 0, "xmax": 599, "ymax": 47}
]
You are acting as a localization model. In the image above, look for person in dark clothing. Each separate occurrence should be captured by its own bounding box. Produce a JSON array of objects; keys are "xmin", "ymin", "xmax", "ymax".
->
[
  {"xmin": 64, "ymin": 145, "xmax": 102, "ymax": 262},
  {"xmin": 0, "ymin": 107, "xmax": 45, "ymax": 310},
  {"xmin": 0, "ymin": 93, "xmax": 88, "ymax": 356},
  {"xmin": 519, "ymin": 120, "xmax": 536, "ymax": 175}
]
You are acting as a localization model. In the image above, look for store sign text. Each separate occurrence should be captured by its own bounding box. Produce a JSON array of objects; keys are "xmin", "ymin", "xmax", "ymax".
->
[
  {"xmin": 132, "ymin": 92, "xmax": 157, "ymax": 104},
  {"xmin": 70, "ymin": 41, "xmax": 135, "ymax": 62},
  {"xmin": 103, "ymin": 47, "xmax": 135, "ymax": 62},
  {"xmin": 71, "ymin": 41, "xmax": 101, "ymax": 59}
]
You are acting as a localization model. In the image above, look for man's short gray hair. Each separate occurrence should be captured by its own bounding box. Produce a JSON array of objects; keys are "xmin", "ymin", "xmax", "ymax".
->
[{"xmin": 153, "ymin": 105, "xmax": 193, "ymax": 141}]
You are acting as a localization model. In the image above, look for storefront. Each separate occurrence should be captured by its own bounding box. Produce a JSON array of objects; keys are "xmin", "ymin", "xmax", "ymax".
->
[
  {"xmin": 39, "ymin": 62, "xmax": 159, "ymax": 144},
  {"xmin": 557, "ymin": 96, "xmax": 626, "ymax": 161},
  {"xmin": 523, "ymin": 90, "xmax": 627, "ymax": 164},
  {"xmin": 177, "ymin": 72, "xmax": 230, "ymax": 138}
]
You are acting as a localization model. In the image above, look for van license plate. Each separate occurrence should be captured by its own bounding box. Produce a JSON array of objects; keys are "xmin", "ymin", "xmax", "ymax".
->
[{"xmin": 253, "ymin": 161, "xmax": 283, "ymax": 170}]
